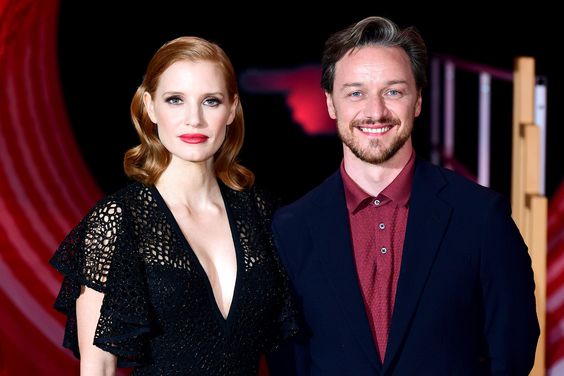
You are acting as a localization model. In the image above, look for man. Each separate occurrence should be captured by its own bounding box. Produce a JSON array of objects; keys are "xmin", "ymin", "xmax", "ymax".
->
[{"xmin": 271, "ymin": 16, "xmax": 539, "ymax": 375}]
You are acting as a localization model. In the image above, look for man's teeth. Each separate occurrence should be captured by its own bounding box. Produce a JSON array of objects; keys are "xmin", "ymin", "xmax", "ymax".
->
[{"xmin": 359, "ymin": 127, "xmax": 390, "ymax": 134}]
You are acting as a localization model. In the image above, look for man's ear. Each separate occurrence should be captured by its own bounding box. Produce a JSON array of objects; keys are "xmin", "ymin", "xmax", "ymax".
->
[
  {"xmin": 325, "ymin": 91, "xmax": 337, "ymax": 120},
  {"xmin": 414, "ymin": 91, "xmax": 422, "ymax": 118}
]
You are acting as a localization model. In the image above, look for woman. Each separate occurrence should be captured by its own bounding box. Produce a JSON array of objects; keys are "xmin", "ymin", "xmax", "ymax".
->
[{"xmin": 50, "ymin": 36, "xmax": 297, "ymax": 375}]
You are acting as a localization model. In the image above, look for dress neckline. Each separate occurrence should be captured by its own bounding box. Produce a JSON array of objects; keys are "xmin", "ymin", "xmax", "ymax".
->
[{"xmin": 148, "ymin": 182, "xmax": 243, "ymax": 330}]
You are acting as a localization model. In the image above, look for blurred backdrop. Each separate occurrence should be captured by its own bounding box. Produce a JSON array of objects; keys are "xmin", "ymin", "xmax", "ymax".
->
[
  {"xmin": 57, "ymin": 1, "xmax": 563, "ymax": 202},
  {"xmin": 1, "ymin": 0, "xmax": 563, "ymax": 374}
]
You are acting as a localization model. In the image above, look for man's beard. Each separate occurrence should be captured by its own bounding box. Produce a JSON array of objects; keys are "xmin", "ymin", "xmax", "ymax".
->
[{"xmin": 337, "ymin": 116, "xmax": 411, "ymax": 165}]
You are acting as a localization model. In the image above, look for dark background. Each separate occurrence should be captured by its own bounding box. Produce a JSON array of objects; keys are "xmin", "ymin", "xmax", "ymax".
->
[{"xmin": 57, "ymin": 2, "xmax": 562, "ymax": 204}]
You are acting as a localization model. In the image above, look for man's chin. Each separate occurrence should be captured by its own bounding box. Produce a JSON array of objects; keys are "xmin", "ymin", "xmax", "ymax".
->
[{"xmin": 351, "ymin": 149, "xmax": 393, "ymax": 165}]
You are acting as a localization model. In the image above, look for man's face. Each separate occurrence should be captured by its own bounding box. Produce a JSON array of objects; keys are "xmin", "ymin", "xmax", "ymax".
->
[{"xmin": 326, "ymin": 46, "xmax": 421, "ymax": 165}]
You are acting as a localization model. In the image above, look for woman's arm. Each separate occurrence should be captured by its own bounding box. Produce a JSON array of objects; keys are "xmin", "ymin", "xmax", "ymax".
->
[{"xmin": 76, "ymin": 286, "xmax": 117, "ymax": 376}]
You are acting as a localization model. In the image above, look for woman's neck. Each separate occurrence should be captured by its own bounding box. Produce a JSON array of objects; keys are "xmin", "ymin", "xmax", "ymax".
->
[{"xmin": 155, "ymin": 157, "xmax": 221, "ymax": 211}]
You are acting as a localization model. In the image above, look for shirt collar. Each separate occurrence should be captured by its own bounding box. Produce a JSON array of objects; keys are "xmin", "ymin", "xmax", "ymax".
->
[{"xmin": 341, "ymin": 151, "xmax": 416, "ymax": 213}]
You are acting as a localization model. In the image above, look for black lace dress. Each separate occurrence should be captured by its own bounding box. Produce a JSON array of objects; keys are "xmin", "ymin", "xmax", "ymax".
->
[{"xmin": 50, "ymin": 182, "xmax": 298, "ymax": 375}]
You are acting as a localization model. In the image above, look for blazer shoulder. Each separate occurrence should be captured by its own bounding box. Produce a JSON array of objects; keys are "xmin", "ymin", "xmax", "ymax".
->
[
  {"xmin": 419, "ymin": 160, "xmax": 507, "ymax": 209},
  {"xmin": 274, "ymin": 170, "xmax": 341, "ymax": 224}
]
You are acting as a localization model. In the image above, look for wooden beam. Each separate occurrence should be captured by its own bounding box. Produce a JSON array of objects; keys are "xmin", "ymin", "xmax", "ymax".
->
[
  {"xmin": 529, "ymin": 194, "xmax": 547, "ymax": 376},
  {"xmin": 512, "ymin": 57, "xmax": 535, "ymax": 229}
]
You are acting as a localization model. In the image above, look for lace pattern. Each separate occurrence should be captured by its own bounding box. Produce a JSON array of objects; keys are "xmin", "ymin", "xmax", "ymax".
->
[{"xmin": 50, "ymin": 182, "xmax": 298, "ymax": 374}]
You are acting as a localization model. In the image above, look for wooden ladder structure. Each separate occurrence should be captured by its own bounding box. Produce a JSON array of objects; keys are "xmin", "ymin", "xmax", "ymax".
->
[{"xmin": 512, "ymin": 57, "xmax": 547, "ymax": 376}]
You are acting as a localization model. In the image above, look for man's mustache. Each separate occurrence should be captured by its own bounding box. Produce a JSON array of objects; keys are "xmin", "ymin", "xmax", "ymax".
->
[{"xmin": 350, "ymin": 117, "xmax": 401, "ymax": 127}]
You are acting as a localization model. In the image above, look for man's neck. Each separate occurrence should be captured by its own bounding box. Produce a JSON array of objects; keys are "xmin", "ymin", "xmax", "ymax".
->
[{"xmin": 343, "ymin": 144, "xmax": 413, "ymax": 197}]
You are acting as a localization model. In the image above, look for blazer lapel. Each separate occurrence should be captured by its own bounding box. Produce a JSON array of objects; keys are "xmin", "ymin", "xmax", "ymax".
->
[
  {"xmin": 311, "ymin": 171, "xmax": 381, "ymax": 371},
  {"xmin": 383, "ymin": 160, "xmax": 452, "ymax": 372}
]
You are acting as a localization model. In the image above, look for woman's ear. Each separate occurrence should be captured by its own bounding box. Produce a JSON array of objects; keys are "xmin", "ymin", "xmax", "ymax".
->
[
  {"xmin": 227, "ymin": 94, "xmax": 238, "ymax": 125},
  {"xmin": 143, "ymin": 92, "xmax": 157, "ymax": 124}
]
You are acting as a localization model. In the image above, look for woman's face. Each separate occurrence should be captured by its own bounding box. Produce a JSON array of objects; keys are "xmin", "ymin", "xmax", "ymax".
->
[{"xmin": 144, "ymin": 60, "xmax": 237, "ymax": 166}]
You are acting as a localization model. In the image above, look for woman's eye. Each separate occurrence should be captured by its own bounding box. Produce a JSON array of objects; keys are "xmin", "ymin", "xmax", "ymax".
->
[
  {"xmin": 166, "ymin": 96, "xmax": 183, "ymax": 105},
  {"xmin": 204, "ymin": 97, "xmax": 221, "ymax": 106}
]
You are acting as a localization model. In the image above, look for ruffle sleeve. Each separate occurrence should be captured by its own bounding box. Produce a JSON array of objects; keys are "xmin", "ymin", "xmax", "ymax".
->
[
  {"xmin": 266, "ymin": 271, "xmax": 301, "ymax": 353},
  {"xmin": 251, "ymin": 186, "xmax": 301, "ymax": 352},
  {"xmin": 49, "ymin": 198, "xmax": 152, "ymax": 367}
]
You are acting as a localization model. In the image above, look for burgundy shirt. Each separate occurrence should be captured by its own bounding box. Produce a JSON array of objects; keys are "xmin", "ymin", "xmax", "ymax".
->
[{"xmin": 341, "ymin": 152, "xmax": 415, "ymax": 362}]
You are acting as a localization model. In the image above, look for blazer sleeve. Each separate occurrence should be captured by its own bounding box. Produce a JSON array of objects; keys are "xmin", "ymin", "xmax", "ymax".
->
[{"xmin": 480, "ymin": 195, "xmax": 540, "ymax": 374}]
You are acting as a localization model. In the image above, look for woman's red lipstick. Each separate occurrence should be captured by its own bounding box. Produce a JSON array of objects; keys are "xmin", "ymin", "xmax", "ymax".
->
[{"xmin": 179, "ymin": 133, "xmax": 209, "ymax": 144}]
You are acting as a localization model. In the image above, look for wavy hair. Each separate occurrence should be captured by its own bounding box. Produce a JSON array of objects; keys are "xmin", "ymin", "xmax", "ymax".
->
[
  {"xmin": 321, "ymin": 16, "xmax": 428, "ymax": 93},
  {"xmin": 124, "ymin": 36, "xmax": 254, "ymax": 190}
]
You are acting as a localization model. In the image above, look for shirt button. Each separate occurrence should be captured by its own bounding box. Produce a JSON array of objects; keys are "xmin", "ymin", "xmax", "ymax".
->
[
  {"xmin": 374, "ymin": 199, "xmax": 381, "ymax": 206},
  {"xmin": 380, "ymin": 247, "xmax": 387, "ymax": 254},
  {"xmin": 379, "ymin": 223, "xmax": 385, "ymax": 230}
]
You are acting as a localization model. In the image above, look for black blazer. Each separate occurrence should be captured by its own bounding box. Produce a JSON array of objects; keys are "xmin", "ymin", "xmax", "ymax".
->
[{"xmin": 271, "ymin": 159, "xmax": 539, "ymax": 376}]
